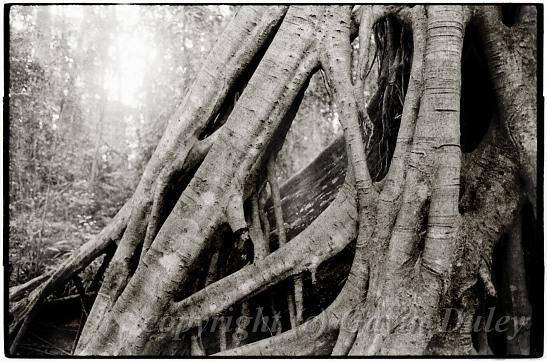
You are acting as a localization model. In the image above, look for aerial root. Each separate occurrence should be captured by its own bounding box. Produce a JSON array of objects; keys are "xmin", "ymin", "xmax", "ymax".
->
[
  {"xmin": 211, "ymin": 5, "xmax": 404, "ymax": 345},
  {"xmin": 218, "ymin": 186, "xmax": 254, "ymax": 350},
  {"xmin": 216, "ymin": 304, "xmax": 341, "ymax": 356},
  {"xmin": 190, "ymin": 250, "xmax": 219, "ymax": 356},
  {"xmin": 219, "ymin": 201, "xmax": 368, "ymax": 356},
  {"xmin": 249, "ymin": 190, "xmax": 269, "ymax": 259},
  {"xmin": 12, "ymin": 7, "xmax": 294, "ymax": 355},
  {"xmin": 227, "ymin": 5, "xmax": 428, "ymax": 356},
  {"xmin": 96, "ymin": 199, "xmax": 151, "ymax": 305},
  {"xmin": 12, "ymin": 5, "xmax": 533, "ymax": 357},
  {"xmin": 75, "ymin": 126, "xmax": 226, "ymax": 353},
  {"xmin": 143, "ymin": 129, "xmax": 222, "ymax": 259},
  {"xmin": 256, "ymin": 184, "xmax": 281, "ymax": 334},
  {"xmin": 9, "ymin": 274, "xmax": 51, "ymax": 303},
  {"xmin": 266, "ymin": 156, "xmax": 302, "ymax": 328},
  {"xmin": 331, "ymin": 307, "xmax": 360, "ymax": 355},
  {"xmin": 475, "ymin": 6, "xmax": 537, "ymax": 216},
  {"xmin": 347, "ymin": 6, "xmax": 467, "ymax": 356},
  {"xmin": 88, "ymin": 244, "xmax": 116, "ymax": 293},
  {"xmin": 166, "ymin": 175, "xmax": 357, "ymax": 336}
]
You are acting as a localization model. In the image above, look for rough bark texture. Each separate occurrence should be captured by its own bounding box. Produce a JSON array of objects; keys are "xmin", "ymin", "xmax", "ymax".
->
[{"xmin": 9, "ymin": 4, "xmax": 539, "ymax": 357}]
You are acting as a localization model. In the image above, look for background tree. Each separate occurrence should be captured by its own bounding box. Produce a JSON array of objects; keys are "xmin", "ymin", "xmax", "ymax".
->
[{"xmin": 8, "ymin": 4, "xmax": 539, "ymax": 356}]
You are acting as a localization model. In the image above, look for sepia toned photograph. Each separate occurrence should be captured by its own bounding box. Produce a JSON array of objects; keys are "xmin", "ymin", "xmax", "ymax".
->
[{"xmin": 5, "ymin": 3, "xmax": 541, "ymax": 357}]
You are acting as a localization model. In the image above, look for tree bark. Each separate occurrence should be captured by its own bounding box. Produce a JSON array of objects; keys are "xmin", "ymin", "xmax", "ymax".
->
[{"xmin": 9, "ymin": 4, "xmax": 538, "ymax": 357}]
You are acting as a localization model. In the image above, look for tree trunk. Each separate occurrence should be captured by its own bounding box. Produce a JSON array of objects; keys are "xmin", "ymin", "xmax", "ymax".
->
[{"xmin": 9, "ymin": 4, "xmax": 538, "ymax": 356}]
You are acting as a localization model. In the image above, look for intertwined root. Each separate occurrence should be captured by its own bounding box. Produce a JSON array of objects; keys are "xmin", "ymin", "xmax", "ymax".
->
[
  {"xmin": 217, "ymin": 5, "xmax": 533, "ymax": 356},
  {"xmin": 9, "ymin": 4, "xmax": 535, "ymax": 356}
]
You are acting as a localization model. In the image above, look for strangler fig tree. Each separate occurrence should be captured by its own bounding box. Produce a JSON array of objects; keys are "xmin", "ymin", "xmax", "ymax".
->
[{"xmin": 9, "ymin": 4, "xmax": 539, "ymax": 356}]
